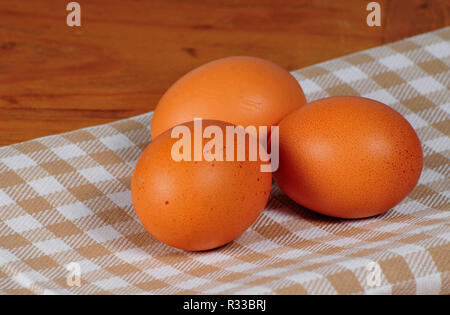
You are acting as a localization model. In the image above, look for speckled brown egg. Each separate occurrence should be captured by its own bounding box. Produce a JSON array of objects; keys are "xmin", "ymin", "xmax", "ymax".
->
[
  {"xmin": 132, "ymin": 120, "xmax": 272, "ymax": 251},
  {"xmin": 274, "ymin": 96, "xmax": 423, "ymax": 219}
]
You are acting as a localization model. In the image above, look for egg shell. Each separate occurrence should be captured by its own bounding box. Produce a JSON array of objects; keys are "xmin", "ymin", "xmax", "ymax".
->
[
  {"xmin": 132, "ymin": 120, "xmax": 272, "ymax": 251},
  {"xmin": 151, "ymin": 56, "xmax": 306, "ymax": 139},
  {"xmin": 274, "ymin": 96, "xmax": 423, "ymax": 219}
]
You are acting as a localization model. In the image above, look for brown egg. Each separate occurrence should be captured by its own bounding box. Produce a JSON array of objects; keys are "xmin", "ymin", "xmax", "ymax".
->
[
  {"xmin": 132, "ymin": 120, "xmax": 272, "ymax": 251},
  {"xmin": 274, "ymin": 96, "xmax": 423, "ymax": 219},
  {"xmin": 151, "ymin": 56, "xmax": 306, "ymax": 139}
]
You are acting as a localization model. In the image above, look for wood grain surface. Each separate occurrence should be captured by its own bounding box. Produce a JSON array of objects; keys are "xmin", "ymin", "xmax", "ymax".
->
[{"xmin": 0, "ymin": 0, "xmax": 448, "ymax": 146}]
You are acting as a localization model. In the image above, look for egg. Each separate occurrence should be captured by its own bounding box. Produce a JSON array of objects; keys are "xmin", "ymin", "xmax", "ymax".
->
[
  {"xmin": 274, "ymin": 96, "xmax": 423, "ymax": 219},
  {"xmin": 151, "ymin": 56, "xmax": 306, "ymax": 139},
  {"xmin": 132, "ymin": 120, "xmax": 272, "ymax": 251}
]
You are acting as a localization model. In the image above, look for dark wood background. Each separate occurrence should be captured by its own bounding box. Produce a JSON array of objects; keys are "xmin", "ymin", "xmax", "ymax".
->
[{"xmin": 0, "ymin": 0, "xmax": 448, "ymax": 145}]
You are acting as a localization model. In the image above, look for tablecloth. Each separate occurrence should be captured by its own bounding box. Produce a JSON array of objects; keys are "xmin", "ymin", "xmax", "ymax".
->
[{"xmin": 0, "ymin": 27, "xmax": 449, "ymax": 295}]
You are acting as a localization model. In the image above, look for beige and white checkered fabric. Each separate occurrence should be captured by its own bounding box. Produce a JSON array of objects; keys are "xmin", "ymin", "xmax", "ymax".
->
[{"xmin": 0, "ymin": 28, "xmax": 449, "ymax": 295}]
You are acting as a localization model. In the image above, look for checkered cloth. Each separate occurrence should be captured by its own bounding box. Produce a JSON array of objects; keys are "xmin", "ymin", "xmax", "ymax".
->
[{"xmin": 0, "ymin": 28, "xmax": 449, "ymax": 295}]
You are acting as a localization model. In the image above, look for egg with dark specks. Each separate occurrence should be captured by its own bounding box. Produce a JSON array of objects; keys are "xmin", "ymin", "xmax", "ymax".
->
[
  {"xmin": 132, "ymin": 120, "xmax": 272, "ymax": 251},
  {"xmin": 274, "ymin": 96, "xmax": 423, "ymax": 219}
]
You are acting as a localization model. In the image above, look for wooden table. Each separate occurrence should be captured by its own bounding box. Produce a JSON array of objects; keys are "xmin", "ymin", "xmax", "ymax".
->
[{"xmin": 0, "ymin": 0, "xmax": 448, "ymax": 146}]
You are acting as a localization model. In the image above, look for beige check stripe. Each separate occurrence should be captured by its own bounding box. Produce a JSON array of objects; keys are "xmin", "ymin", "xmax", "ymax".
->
[{"xmin": 0, "ymin": 28, "xmax": 449, "ymax": 295}]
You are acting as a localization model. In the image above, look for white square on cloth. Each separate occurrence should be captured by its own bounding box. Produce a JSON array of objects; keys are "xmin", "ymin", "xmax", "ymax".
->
[
  {"xmin": 100, "ymin": 134, "xmax": 135, "ymax": 151},
  {"xmin": 175, "ymin": 277, "xmax": 210, "ymax": 290},
  {"xmin": 51, "ymin": 144, "xmax": 86, "ymax": 160},
  {"xmin": 0, "ymin": 248, "xmax": 19, "ymax": 265},
  {"xmin": 28, "ymin": 177, "xmax": 66, "ymax": 196},
  {"xmin": 0, "ymin": 190, "xmax": 15, "ymax": 207},
  {"xmin": 363, "ymin": 89, "xmax": 398, "ymax": 105},
  {"xmin": 409, "ymin": 76, "xmax": 445, "ymax": 95},
  {"xmin": 424, "ymin": 41, "xmax": 450, "ymax": 58},
  {"xmin": 287, "ymin": 271, "xmax": 323, "ymax": 284},
  {"xmin": 5, "ymin": 215, "xmax": 43, "ymax": 233},
  {"xmin": 145, "ymin": 266, "xmax": 182, "ymax": 280},
  {"xmin": 115, "ymin": 248, "xmax": 149, "ymax": 263},
  {"xmin": 107, "ymin": 191, "xmax": 132, "ymax": 208},
  {"xmin": 235, "ymin": 286, "xmax": 273, "ymax": 294},
  {"xmin": 86, "ymin": 226, "xmax": 123, "ymax": 243},
  {"xmin": 94, "ymin": 276, "xmax": 130, "ymax": 290},
  {"xmin": 379, "ymin": 54, "xmax": 414, "ymax": 70},
  {"xmin": 1, "ymin": 154, "xmax": 37, "ymax": 170},
  {"xmin": 56, "ymin": 202, "xmax": 94, "ymax": 220},
  {"xmin": 333, "ymin": 66, "xmax": 368, "ymax": 83},
  {"xmin": 425, "ymin": 136, "xmax": 450, "ymax": 152},
  {"xmin": 70, "ymin": 259, "xmax": 101, "ymax": 274},
  {"xmin": 34, "ymin": 239, "xmax": 71, "ymax": 255},
  {"xmin": 298, "ymin": 79, "xmax": 324, "ymax": 94},
  {"xmin": 225, "ymin": 262, "xmax": 258, "ymax": 272},
  {"xmin": 79, "ymin": 166, "xmax": 114, "ymax": 183}
]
